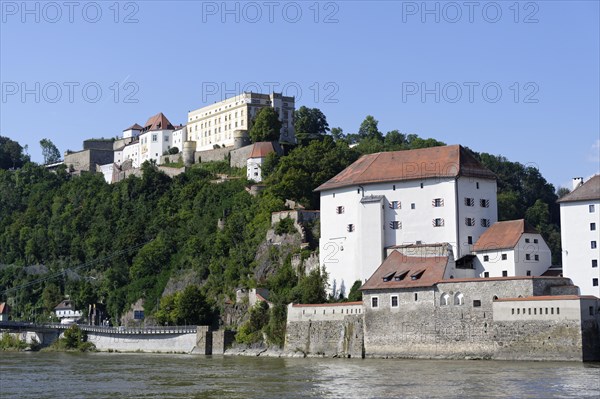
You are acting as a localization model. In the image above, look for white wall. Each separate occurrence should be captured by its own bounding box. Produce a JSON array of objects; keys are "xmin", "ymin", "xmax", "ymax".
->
[
  {"xmin": 122, "ymin": 143, "xmax": 140, "ymax": 167},
  {"xmin": 247, "ymin": 157, "xmax": 264, "ymax": 182},
  {"xmin": 457, "ymin": 176, "xmax": 498, "ymax": 255},
  {"xmin": 286, "ymin": 303, "xmax": 363, "ymax": 322},
  {"xmin": 561, "ymin": 200, "xmax": 600, "ymax": 296},
  {"xmin": 140, "ymin": 130, "xmax": 173, "ymax": 165}
]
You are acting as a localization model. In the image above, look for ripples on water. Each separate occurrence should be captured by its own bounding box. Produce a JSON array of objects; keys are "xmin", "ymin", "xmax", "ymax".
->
[{"xmin": 1, "ymin": 352, "xmax": 599, "ymax": 399}]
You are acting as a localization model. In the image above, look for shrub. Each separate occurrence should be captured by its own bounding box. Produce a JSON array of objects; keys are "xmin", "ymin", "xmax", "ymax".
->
[{"xmin": 274, "ymin": 217, "xmax": 296, "ymax": 236}]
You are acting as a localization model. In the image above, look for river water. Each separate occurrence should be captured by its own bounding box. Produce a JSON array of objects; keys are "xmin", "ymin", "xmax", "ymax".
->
[{"xmin": 1, "ymin": 352, "xmax": 599, "ymax": 399}]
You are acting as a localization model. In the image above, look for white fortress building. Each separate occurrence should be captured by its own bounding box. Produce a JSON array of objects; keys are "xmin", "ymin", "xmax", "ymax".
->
[
  {"xmin": 559, "ymin": 175, "xmax": 600, "ymax": 297},
  {"xmin": 316, "ymin": 145, "xmax": 500, "ymax": 297},
  {"xmin": 187, "ymin": 92, "xmax": 295, "ymax": 151}
]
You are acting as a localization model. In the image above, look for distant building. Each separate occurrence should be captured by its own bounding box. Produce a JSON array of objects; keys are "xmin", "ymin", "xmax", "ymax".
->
[
  {"xmin": 246, "ymin": 142, "xmax": 276, "ymax": 182},
  {"xmin": 559, "ymin": 175, "xmax": 600, "ymax": 297},
  {"xmin": 316, "ymin": 145, "xmax": 498, "ymax": 298},
  {"xmin": 0, "ymin": 302, "xmax": 10, "ymax": 322},
  {"xmin": 472, "ymin": 219, "xmax": 552, "ymax": 278},
  {"xmin": 187, "ymin": 92, "xmax": 295, "ymax": 152},
  {"xmin": 54, "ymin": 300, "xmax": 82, "ymax": 325}
]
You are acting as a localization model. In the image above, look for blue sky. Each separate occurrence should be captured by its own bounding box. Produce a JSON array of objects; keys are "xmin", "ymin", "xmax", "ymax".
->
[{"xmin": 1, "ymin": 0, "xmax": 598, "ymax": 188}]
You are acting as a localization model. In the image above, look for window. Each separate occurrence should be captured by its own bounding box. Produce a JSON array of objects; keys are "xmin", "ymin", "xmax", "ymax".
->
[
  {"xmin": 476, "ymin": 182, "xmax": 480, "ymax": 189},
  {"xmin": 534, "ymin": 238, "xmax": 538, "ymax": 244},
  {"xmin": 347, "ymin": 224, "xmax": 355, "ymax": 232},
  {"xmin": 411, "ymin": 203, "xmax": 416, "ymax": 210},
  {"xmin": 389, "ymin": 221, "xmax": 401, "ymax": 230},
  {"xmin": 433, "ymin": 218, "xmax": 445, "ymax": 227},
  {"xmin": 473, "ymin": 300, "xmax": 481, "ymax": 307},
  {"xmin": 393, "ymin": 185, "xmax": 396, "ymax": 191},
  {"xmin": 593, "ymin": 260, "xmax": 598, "ymax": 268},
  {"xmin": 534, "ymin": 255, "xmax": 539, "ymax": 261},
  {"xmin": 526, "ymin": 254, "xmax": 531, "ymax": 261},
  {"xmin": 371, "ymin": 297, "xmax": 379, "ymax": 308},
  {"xmin": 501, "ymin": 254, "xmax": 507, "ymax": 260},
  {"xmin": 481, "ymin": 219, "xmax": 491, "ymax": 227},
  {"xmin": 484, "ymin": 272, "xmax": 489, "ymax": 278},
  {"xmin": 357, "ymin": 188, "xmax": 360, "ymax": 194},
  {"xmin": 336, "ymin": 206, "xmax": 344, "ymax": 214},
  {"xmin": 592, "ymin": 241, "xmax": 597, "ymax": 249},
  {"xmin": 454, "ymin": 293, "xmax": 464, "ymax": 305},
  {"xmin": 465, "ymin": 217, "xmax": 475, "ymax": 226},
  {"xmin": 465, "ymin": 197, "xmax": 475, "ymax": 206},
  {"xmin": 590, "ymin": 306, "xmax": 595, "ymax": 316},
  {"xmin": 414, "ymin": 293, "xmax": 418, "ymax": 301},
  {"xmin": 590, "ymin": 204, "xmax": 596, "ymax": 213},
  {"xmin": 152, "ymin": 134, "xmax": 157, "ymax": 142},
  {"xmin": 483, "ymin": 255, "xmax": 489, "ymax": 262},
  {"xmin": 502, "ymin": 270, "xmax": 508, "ymax": 277},
  {"xmin": 526, "ymin": 270, "xmax": 531, "ymax": 276},
  {"xmin": 420, "ymin": 183, "xmax": 424, "ymax": 189},
  {"xmin": 591, "ymin": 223, "xmax": 597, "ymax": 231},
  {"xmin": 480, "ymin": 199, "xmax": 490, "ymax": 208},
  {"xmin": 389, "ymin": 201, "xmax": 400, "ymax": 209},
  {"xmin": 433, "ymin": 198, "xmax": 444, "ymax": 207},
  {"xmin": 593, "ymin": 278, "xmax": 599, "ymax": 287},
  {"xmin": 391, "ymin": 296, "xmax": 399, "ymax": 308},
  {"xmin": 440, "ymin": 293, "xmax": 450, "ymax": 306},
  {"xmin": 164, "ymin": 136, "xmax": 169, "ymax": 142},
  {"xmin": 468, "ymin": 236, "xmax": 473, "ymax": 245},
  {"xmin": 525, "ymin": 238, "xmax": 530, "ymax": 243},
  {"xmin": 133, "ymin": 310, "xmax": 144, "ymax": 320}
]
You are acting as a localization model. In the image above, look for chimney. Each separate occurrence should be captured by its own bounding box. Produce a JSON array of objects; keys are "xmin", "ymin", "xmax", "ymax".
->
[{"xmin": 572, "ymin": 177, "xmax": 584, "ymax": 191}]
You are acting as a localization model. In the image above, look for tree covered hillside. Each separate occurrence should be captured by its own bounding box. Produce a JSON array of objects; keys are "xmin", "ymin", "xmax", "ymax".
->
[{"xmin": 0, "ymin": 121, "xmax": 564, "ymax": 337}]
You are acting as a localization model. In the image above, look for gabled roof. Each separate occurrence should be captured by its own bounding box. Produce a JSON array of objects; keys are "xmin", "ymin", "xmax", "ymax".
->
[
  {"xmin": 142, "ymin": 113, "xmax": 174, "ymax": 132},
  {"xmin": 473, "ymin": 219, "xmax": 538, "ymax": 252},
  {"xmin": 54, "ymin": 300, "xmax": 75, "ymax": 311},
  {"xmin": 315, "ymin": 145, "xmax": 495, "ymax": 192},
  {"xmin": 360, "ymin": 251, "xmax": 448, "ymax": 290},
  {"xmin": 558, "ymin": 175, "xmax": 600, "ymax": 203},
  {"xmin": 123, "ymin": 123, "xmax": 143, "ymax": 132},
  {"xmin": 0, "ymin": 302, "xmax": 9, "ymax": 314},
  {"xmin": 249, "ymin": 142, "xmax": 275, "ymax": 158}
]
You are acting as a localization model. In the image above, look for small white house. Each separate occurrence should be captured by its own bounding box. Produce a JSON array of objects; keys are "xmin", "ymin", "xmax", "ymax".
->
[
  {"xmin": 473, "ymin": 219, "xmax": 552, "ymax": 278},
  {"xmin": 246, "ymin": 142, "xmax": 275, "ymax": 182},
  {"xmin": 54, "ymin": 300, "xmax": 82, "ymax": 325}
]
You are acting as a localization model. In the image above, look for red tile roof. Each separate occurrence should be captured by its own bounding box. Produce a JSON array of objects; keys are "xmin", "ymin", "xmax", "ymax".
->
[
  {"xmin": 142, "ymin": 113, "xmax": 174, "ymax": 132},
  {"xmin": 495, "ymin": 295, "xmax": 599, "ymax": 302},
  {"xmin": 123, "ymin": 123, "xmax": 143, "ymax": 132},
  {"xmin": 360, "ymin": 251, "xmax": 448, "ymax": 290},
  {"xmin": 438, "ymin": 276, "xmax": 570, "ymax": 284},
  {"xmin": 558, "ymin": 175, "xmax": 600, "ymax": 203},
  {"xmin": 473, "ymin": 219, "xmax": 537, "ymax": 252},
  {"xmin": 249, "ymin": 142, "xmax": 275, "ymax": 158},
  {"xmin": 315, "ymin": 145, "xmax": 495, "ymax": 191},
  {"xmin": 0, "ymin": 302, "xmax": 9, "ymax": 314}
]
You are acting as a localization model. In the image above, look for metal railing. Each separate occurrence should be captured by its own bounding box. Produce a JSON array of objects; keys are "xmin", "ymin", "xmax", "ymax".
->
[{"xmin": 0, "ymin": 321, "xmax": 198, "ymax": 335}]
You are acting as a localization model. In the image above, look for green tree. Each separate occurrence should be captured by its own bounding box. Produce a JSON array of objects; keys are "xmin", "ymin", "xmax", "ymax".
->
[
  {"xmin": 347, "ymin": 280, "xmax": 363, "ymax": 302},
  {"xmin": 174, "ymin": 285, "xmax": 213, "ymax": 326},
  {"xmin": 358, "ymin": 115, "xmax": 383, "ymax": 141},
  {"xmin": 0, "ymin": 136, "xmax": 29, "ymax": 169},
  {"xmin": 294, "ymin": 106, "xmax": 329, "ymax": 136},
  {"xmin": 384, "ymin": 130, "xmax": 406, "ymax": 148},
  {"xmin": 249, "ymin": 107, "xmax": 282, "ymax": 143},
  {"xmin": 39, "ymin": 138, "xmax": 61, "ymax": 164},
  {"xmin": 330, "ymin": 127, "xmax": 344, "ymax": 141}
]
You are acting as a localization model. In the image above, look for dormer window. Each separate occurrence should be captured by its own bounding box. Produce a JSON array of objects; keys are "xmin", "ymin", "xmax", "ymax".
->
[
  {"xmin": 411, "ymin": 270, "xmax": 425, "ymax": 280},
  {"xmin": 394, "ymin": 271, "xmax": 409, "ymax": 281},
  {"xmin": 382, "ymin": 272, "xmax": 395, "ymax": 282}
]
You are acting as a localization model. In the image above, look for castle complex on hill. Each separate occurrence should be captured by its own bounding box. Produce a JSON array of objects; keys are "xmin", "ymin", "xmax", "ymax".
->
[{"xmin": 61, "ymin": 92, "xmax": 294, "ymax": 184}]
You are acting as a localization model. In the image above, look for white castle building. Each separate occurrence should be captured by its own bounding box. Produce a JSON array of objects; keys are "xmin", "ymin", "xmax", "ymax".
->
[
  {"xmin": 187, "ymin": 92, "xmax": 295, "ymax": 151},
  {"xmin": 559, "ymin": 175, "xmax": 600, "ymax": 297},
  {"xmin": 316, "ymin": 145, "xmax": 500, "ymax": 297}
]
